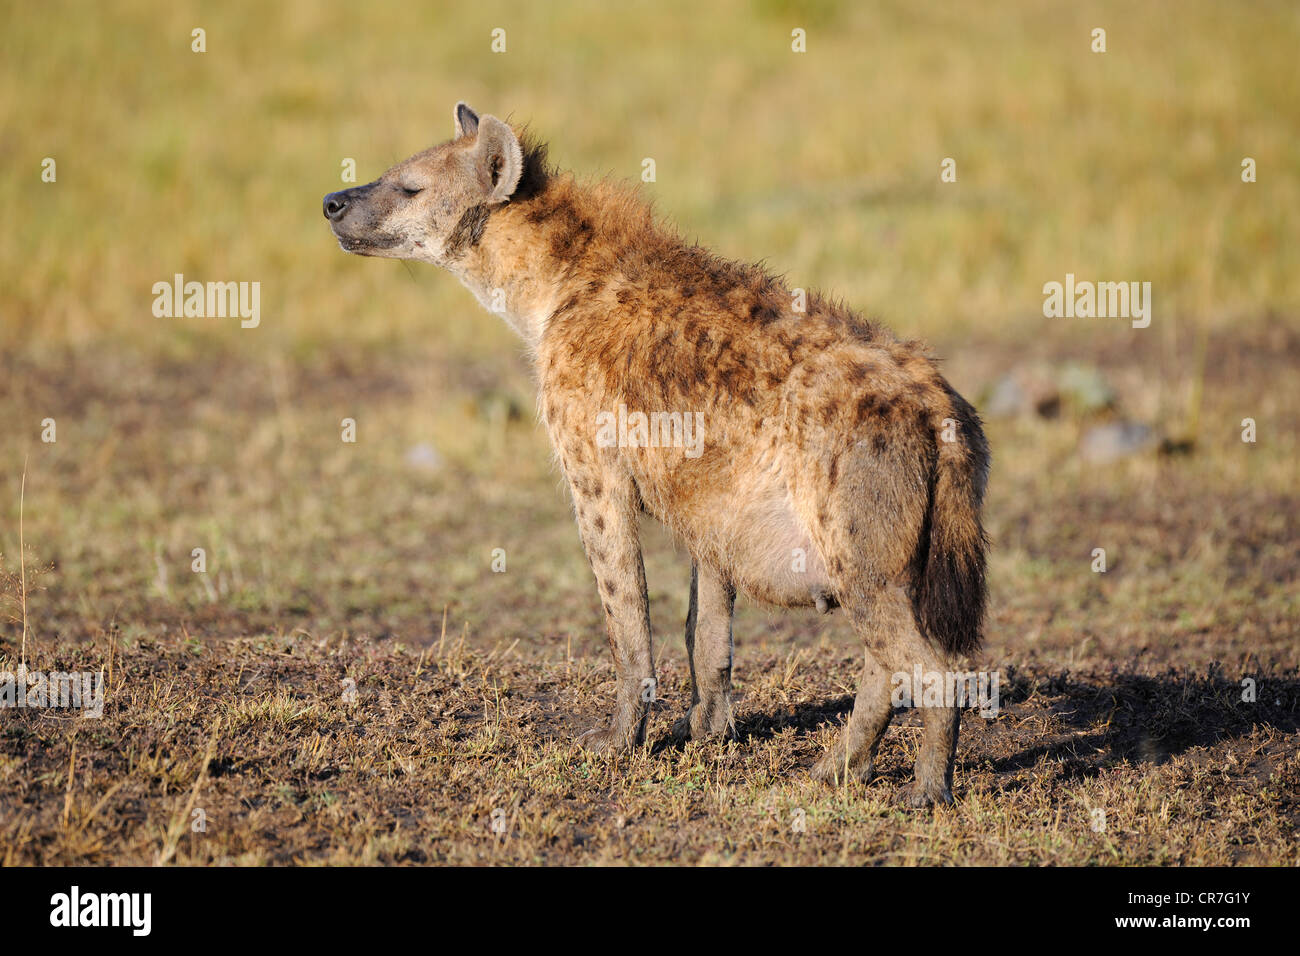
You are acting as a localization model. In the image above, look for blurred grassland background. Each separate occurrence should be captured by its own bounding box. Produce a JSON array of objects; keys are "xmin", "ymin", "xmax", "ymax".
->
[
  {"xmin": 3, "ymin": 0, "xmax": 1299, "ymax": 358},
  {"xmin": 0, "ymin": 0, "xmax": 1296, "ymax": 655}
]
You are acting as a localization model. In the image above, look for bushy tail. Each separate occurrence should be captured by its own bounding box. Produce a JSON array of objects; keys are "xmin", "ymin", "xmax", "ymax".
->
[{"xmin": 916, "ymin": 390, "xmax": 989, "ymax": 657}]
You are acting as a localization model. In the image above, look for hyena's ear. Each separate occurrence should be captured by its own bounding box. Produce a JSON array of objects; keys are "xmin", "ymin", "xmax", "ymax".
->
[
  {"xmin": 473, "ymin": 115, "xmax": 524, "ymax": 203},
  {"xmin": 454, "ymin": 101, "xmax": 480, "ymax": 139}
]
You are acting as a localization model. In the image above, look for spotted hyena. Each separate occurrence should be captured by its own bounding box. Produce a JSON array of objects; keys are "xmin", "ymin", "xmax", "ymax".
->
[{"xmin": 324, "ymin": 104, "xmax": 990, "ymax": 806}]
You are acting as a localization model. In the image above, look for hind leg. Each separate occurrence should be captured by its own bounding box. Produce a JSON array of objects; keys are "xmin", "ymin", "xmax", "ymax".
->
[
  {"xmin": 811, "ymin": 647, "xmax": 893, "ymax": 785},
  {"xmin": 903, "ymin": 700, "xmax": 960, "ymax": 808},
  {"xmin": 673, "ymin": 562, "xmax": 736, "ymax": 740},
  {"xmin": 862, "ymin": 588, "xmax": 961, "ymax": 807},
  {"xmin": 809, "ymin": 547, "xmax": 962, "ymax": 803},
  {"xmin": 791, "ymin": 428, "xmax": 965, "ymax": 804}
]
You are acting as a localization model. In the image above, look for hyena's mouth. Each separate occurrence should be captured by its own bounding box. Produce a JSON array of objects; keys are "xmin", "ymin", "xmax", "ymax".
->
[{"xmin": 333, "ymin": 231, "xmax": 403, "ymax": 256}]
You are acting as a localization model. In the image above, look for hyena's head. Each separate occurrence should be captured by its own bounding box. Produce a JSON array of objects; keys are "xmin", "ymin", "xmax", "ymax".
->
[{"xmin": 323, "ymin": 103, "xmax": 524, "ymax": 264}]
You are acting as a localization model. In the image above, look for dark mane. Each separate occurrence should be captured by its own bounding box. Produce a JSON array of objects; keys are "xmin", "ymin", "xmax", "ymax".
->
[{"xmin": 511, "ymin": 127, "xmax": 552, "ymax": 202}]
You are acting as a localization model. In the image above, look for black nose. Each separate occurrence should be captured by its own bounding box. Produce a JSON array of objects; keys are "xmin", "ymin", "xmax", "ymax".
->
[{"xmin": 323, "ymin": 191, "xmax": 349, "ymax": 221}]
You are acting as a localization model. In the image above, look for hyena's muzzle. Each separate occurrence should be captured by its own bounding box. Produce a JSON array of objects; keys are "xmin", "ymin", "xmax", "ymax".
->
[{"xmin": 323, "ymin": 183, "xmax": 401, "ymax": 255}]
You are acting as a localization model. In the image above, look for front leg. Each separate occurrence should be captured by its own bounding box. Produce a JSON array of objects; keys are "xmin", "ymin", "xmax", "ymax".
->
[
  {"xmin": 673, "ymin": 561, "xmax": 736, "ymax": 741},
  {"xmin": 567, "ymin": 467, "xmax": 655, "ymax": 754}
]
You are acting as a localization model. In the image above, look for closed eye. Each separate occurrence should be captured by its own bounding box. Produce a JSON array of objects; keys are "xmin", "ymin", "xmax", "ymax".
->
[{"xmin": 400, "ymin": 185, "xmax": 423, "ymax": 196}]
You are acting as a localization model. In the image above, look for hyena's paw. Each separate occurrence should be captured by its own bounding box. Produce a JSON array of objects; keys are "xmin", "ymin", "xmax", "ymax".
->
[
  {"xmin": 670, "ymin": 701, "xmax": 733, "ymax": 743},
  {"xmin": 897, "ymin": 780, "xmax": 954, "ymax": 809},
  {"xmin": 574, "ymin": 723, "xmax": 636, "ymax": 754},
  {"xmin": 811, "ymin": 750, "xmax": 876, "ymax": 787}
]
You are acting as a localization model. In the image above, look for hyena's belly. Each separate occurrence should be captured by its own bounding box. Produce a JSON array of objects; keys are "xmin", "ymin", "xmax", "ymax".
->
[{"xmin": 668, "ymin": 466, "xmax": 834, "ymax": 610}]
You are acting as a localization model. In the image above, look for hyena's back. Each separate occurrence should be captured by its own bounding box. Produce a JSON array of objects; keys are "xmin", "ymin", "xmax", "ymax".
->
[{"xmin": 537, "ymin": 207, "xmax": 989, "ymax": 655}]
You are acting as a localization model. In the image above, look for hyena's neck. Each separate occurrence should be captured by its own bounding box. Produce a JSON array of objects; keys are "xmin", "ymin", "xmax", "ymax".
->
[
  {"xmin": 444, "ymin": 209, "xmax": 561, "ymax": 347},
  {"xmin": 445, "ymin": 174, "xmax": 651, "ymax": 350}
]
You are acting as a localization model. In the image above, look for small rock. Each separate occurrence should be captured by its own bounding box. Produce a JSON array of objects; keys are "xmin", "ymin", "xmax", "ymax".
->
[
  {"xmin": 985, "ymin": 375, "xmax": 1030, "ymax": 418},
  {"xmin": 404, "ymin": 442, "xmax": 442, "ymax": 472},
  {"xmin": 1079, "ymin": 421, "xmax": 1157, "ymax": 463},
  {"xmin": 983, "ymin": 366, "xmax": 1061, "ymax": 419}
]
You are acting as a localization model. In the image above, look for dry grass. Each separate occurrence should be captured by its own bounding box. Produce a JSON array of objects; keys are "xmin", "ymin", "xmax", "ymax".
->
[{"xmin": 1, "ymin": 634, "xmax": 1295, "ymax": 865}]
